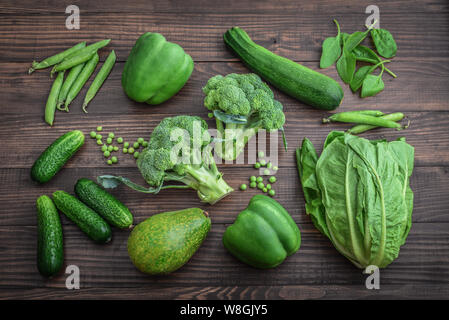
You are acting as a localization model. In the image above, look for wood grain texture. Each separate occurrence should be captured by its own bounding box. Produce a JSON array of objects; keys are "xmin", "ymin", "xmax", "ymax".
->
[{"xmin": 0, "ymin": 0, "xmax": 449, "ymax": 300}]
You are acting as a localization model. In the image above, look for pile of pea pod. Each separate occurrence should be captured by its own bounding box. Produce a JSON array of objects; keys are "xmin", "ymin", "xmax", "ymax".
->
[{"xmin": 29, "ymin": 39, "xmax": 116, "ymax": 126}]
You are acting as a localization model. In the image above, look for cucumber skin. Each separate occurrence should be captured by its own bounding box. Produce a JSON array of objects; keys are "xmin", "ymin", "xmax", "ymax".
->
[
  {"xmin": 75, "ymin": 178, "xmax": 133, "ymax": 229},
  {"xmin": 52, "ymin": 191, "xmax": 112, "ymax": 243},
  {"xmin": 31, "ymin": 130, "xmax": 85, "ymax": 183},
  {"xmin": 224, "ymin": 27, "xmax": 344, "ymax": 111},
  {"xmin": 36, "ymin": 195, "xmax": 64, "ymax": 277}
]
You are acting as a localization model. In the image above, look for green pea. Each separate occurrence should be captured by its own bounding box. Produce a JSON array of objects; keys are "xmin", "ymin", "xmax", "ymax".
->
[
  {"xmin": 104, "ymin": 151, "xmax": 110, "ymax": 157},
  {"xmin": 101, "ymin": 145, "xmax": 107, "ymax": 152},
  {"xmin": 263, "ymin": 188, "xmax": 268, "ymax": 193},
  {"xmin": 107, "ymin": 145, "xmax": 113, "ymax": 152},
  {"xmin": 267, "ymin": 162, "xmax": 273, "ymax": 169},
  {"xmin": 133, "ymin": 142, "xmax": 139, "ymax": 149},
  {"xmin": 107, "ymin": 159, "xmax": 112, "ymax": 165},
  {"xmin": 108, "ymin": 133, "xmax": 115, "ymax": 139},
  {"xmin": 137, "ymin": 138, "xmax": 144, "ymax": 144},
  {"xmin": 208, "ymin": 112, "xmax": 214, "ymax": 118},
  {"xmin": 113, "ymin": 146, "xmax": 119, "ymax": 152},
  {"xmin": 133, "ymin": 151, "xmax": 140, "ymax": 159},
  {"xmin": 250, "ymin": 176, "xmax": 256, "ymax": 182},
  {"xmin": 82, "ymin": 50, "xmax": 116, "ymax": 113},
  {"xmin": 259, "ymin": 159, "xmax": 266, "ymax": 166},
  {"xmin": 111, "ymin": 156, "xmax": 118, "ymax": 163},
  {"xmin": 266, "ymin": 184, "xmax": 272, "ymax": 190},
  {"xmin": 240, "ymin": 184, "xmax": 247, "ymax": 191},
  {"xmin": 269, "ymin": 176, "xmax": 277, "ymax": 183},
  {"xmin": 106, "ymin": 137, "xmax": 112, "ymax": 144},
  {"xmin": 258, "ymin": 151, "xmax": 264, "ymax": 158},
  {"xmin": 142, "ymin": 141, "xmax": 149, "ymax": 147},
  {"xmin": 256, "ymin": 177, "xmax": 263, "ymax": 183},
  {"xmin": 64, "ymin": 53, "xmax": 99, "ymax": 109},
  {"xmin": 117, "ymin": 137, "xmax": 123, "ymax": 144},
  {"xmin": 90, "ymin": 131, "xmax": 97, "ymax": 138},
  {"xmin": 124, "ymin": 142, "xmax": 130, "ymax": 148},
  {"xmin": 128, "ymin": 147, "xmax": 135, "ymax": 154},
  {"xmin": 263, "ymin": 169, "xmax": 270, "ymax": 175},
  {"xmin": 96, "ymin": 140, "xmax": 103, "ymax": 146},
  {"xmin": 250, "ymin": 182, "xmax": 257, "ymax": 188},
  {"xmin": 254, "ymin": 162, "xmax": 261, "ymax": 169},
  {"xmin": 96, "ymin": 126, "xmax": 102, "ymax": 132},
  {"xmin": 273, "ymin": 166, "xmax": 278, "ymax": 171},
  {"xmin": 123, "ymin": 148, "xmax": 128, "ymax": 153},
  {"xmin": 96, "ymin": 134, "xmax": 102, "ymax": 140},
  {"xmin": 44, "ymin": 71, "xmax": 65, "ymax": 126},
  {"xmin": 29, "ymin": 41, "xmax": 86, "ymax": 74},
  {"xmin": 268, "ymin": 189, "xmax": 275, "ymax": 197},
  {"xmin": 257, "ymin": 182, "xmax": 264, "ymax": 189}
]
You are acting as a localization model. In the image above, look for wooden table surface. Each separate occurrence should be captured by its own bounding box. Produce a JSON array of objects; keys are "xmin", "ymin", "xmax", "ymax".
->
[{"xmin": 0, "ymin": 0, "xmax": 448, "ymax": 300}]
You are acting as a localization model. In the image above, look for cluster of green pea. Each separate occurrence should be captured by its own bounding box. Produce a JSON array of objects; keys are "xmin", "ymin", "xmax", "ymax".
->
[
  {"xmin": 239, "ymin": 151, "xmax": 278, "ymax": 197},
  {"xmin": 89, "ymin": 126, "xmax": 148, "ymax": 165}
]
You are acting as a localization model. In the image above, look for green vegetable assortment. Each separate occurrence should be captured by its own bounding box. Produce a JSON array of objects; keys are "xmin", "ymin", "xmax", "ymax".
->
[
  {"xmin": 320, "ymin": 20, "xmax": 397, "ymax": 98},
  {"xmin": 29, "ymin": 17, "xmax": 413, "ymax": 279}
]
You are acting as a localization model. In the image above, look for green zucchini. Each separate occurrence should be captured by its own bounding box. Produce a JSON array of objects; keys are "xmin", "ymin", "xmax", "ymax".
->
[
  {"xmin": 223, "ymin": 27, "xmax": 344, "ymax": 110},
  {"xmin": 52, "ymin": 190, "xmax": 112, "ymax": 243},
  {"xmin": 36, "ymin": 195, "xmax": 64, "ymax": 277},
  {"xmin": 75, "ymin": 178, "xmax": 133, "ymax": 229},
  {"xmin": 31, "ymin": 130, "xmax": 85, "ymax": 183}
]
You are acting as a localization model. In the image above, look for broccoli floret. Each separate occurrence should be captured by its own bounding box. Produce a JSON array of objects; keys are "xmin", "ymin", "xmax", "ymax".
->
[
  {"xmin": 203, "ymin": 73, "xmax": 286, "ymax": 160},
  {"xmin": 98, "ymin": 116, "xmax": 233, "ymax": 205}
]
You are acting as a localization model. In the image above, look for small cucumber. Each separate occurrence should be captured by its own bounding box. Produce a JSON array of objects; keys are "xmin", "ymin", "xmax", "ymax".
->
[
  {"xmin": 75, "ymin": 178, "xmax": 133, "ymax": 229},
  {"xmin": 36, "ymin": 195, "xmax": 64, "ymax": 277},
  {"xmin": 52, "ymin": 190, "xmax": 112, "ymax": 243},
  {"xmin": 31, "ymin": 130, "xmax": 85, "ymax": 183}
]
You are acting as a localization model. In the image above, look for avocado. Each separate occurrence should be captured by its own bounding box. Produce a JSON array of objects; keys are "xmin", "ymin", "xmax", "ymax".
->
[{"xmin": 127, "ymin": 208, "xmax": 211, "ymax": 275}]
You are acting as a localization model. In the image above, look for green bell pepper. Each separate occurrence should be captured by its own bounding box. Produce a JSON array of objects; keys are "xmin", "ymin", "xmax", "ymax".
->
[
  {"xmin": 121, "ymin": 32, "xmax": 194, "ymax": 105},
  {"xmin": 222, "ymin": 195, "xmax": 301, "ymax": 268}
]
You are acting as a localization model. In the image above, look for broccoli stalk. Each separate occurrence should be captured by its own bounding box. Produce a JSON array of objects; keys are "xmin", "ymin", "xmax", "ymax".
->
[
  {"xmin": 203, "ymin": 73, "xmax": 286, "ymax": 161},
  {"xmin": 98, "ymin": 116, "xmax": 233, "ymax": 205}
]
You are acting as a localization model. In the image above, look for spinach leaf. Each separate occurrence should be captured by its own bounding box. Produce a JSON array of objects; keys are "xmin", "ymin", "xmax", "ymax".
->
[
  {"xmin": 344, "ymin": 20, "xmax": 377, "ymax": 52},
  {"xmin": 320, "ymin": 19, "xmax": 342, "ymax": 69},
  {"xmin": 361, "ymin": 68, "xmax": 385, "ymax": 98},
  {"xmin": 353, "ymin": 45, "xmax": 397, "ymax": 78},
  {"xmin": 371, "ymin": 28, "xmax": 397, "ymax": 58},
  {"xmin": 350, "ymin": 60, "xmax": 389, "ymax": 92},
  {"xmin": 336, "ymin": 47, "xmax": 356, "ymax": 84}
]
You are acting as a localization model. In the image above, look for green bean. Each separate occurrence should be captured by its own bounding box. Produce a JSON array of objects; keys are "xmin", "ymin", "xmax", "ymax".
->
[
  {"xmin": 64, "ymin": 53, "xmax": 99, "ymax": 110},
  {"xmin": 56, "ymin": 62, "xmax": 85, "ymax": 112},
  {"xmin": 44, "ymin": 71, "xmax": 65, "ymax": 126},
  {"xmin": 51, "ymin": 39, "xmax": 110, "ymax": 76},
  {"xmin": 323, "ymin": 111, "xmax": 401, "ymax": 129},
  {"xmin": 82, "ymin": 50, "xmax": 116, "ymax": 113},
  {"xmin": 347, "ymin": 112, "xmax": 405, "ymax": 134},
  {"xmin": 29, "ymin": 42, "xmax": 86, "ymax": 74}
]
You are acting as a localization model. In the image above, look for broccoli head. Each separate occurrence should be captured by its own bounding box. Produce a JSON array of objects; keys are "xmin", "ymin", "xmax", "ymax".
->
[
  {"xmin": 98, "ymin": 115, "xmax": 233, "ymax": 205},
  {"xmin": 203, "ymin": 73, "xmax": 286, "ymax": 160}
]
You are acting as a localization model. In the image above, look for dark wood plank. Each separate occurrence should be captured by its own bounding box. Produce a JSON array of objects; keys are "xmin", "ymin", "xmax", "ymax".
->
[
  {"xmin": 0, "ymin": 12, "xmax": 448, "ymax": 62},
  {"xmin": 1, "ymin": 60, "xmax": 449, "ymax": 114},
  {"xmin": 1, "ymin": 0, "xmax": 447, "ymax": 14},
  {"xmin": 0, "ymin": 223, "xmax": 447, "ymax": 289},
  {"xmin": 0, "ymin": 166, "xmax": 448, "ymax": 226},
  {"xmin": 1, "ymin": 284, "xmax": 448, "ymax": 300}
]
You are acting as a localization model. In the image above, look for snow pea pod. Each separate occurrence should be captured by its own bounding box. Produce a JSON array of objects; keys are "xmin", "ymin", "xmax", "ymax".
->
[
  {"xmin": 29, "ymin": 42, "xmax": 86, "ymax": 74},
  {"xmin": 51, "ymin": 39, "xmax": 110, "ymax": 76},
  {"xmin": 323, "ymin": 111, "xmax": 401, "ymax": 129},
  {"xmin": 45, "ymin": 71, "xmax": 65, "ymax": 126},
  {"xmin": 64, "ymin": 53, "xmax": 99, "ymax": 110},
  {"xmin": 82, "ymin": 50, "xmax": 116, "ymax": 113},
  {"xmin": 57, "ymin": 62, "xmax": 85, "ymax": 112},
  {"xmin": 347, "ymin": 112, "xmax": 405, "ymax": 134}
]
